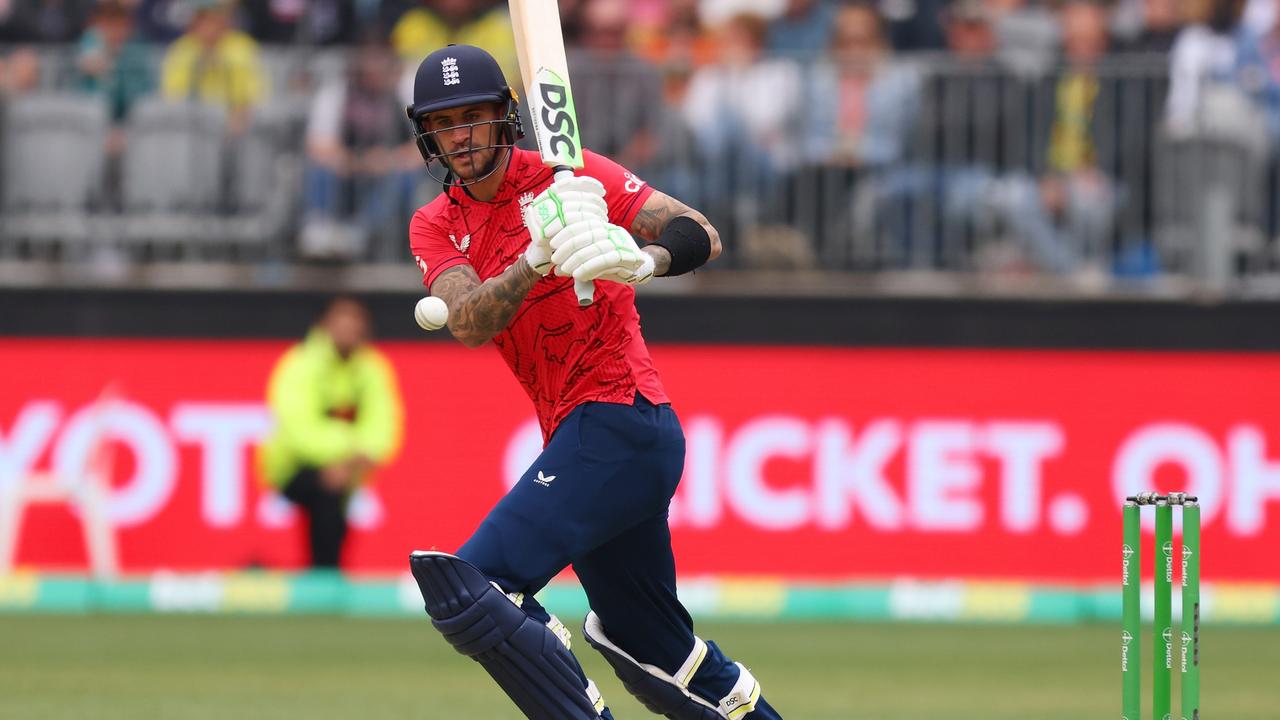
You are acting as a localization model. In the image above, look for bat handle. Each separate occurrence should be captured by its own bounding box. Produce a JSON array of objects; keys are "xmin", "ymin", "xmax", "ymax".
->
[
  {"xmin": 573, "ymin": 279, "xmax": 595, "ymax": 307},
  {"xmin": 554, "ymin": 167, "xmax": 595, "ymax": 308}
]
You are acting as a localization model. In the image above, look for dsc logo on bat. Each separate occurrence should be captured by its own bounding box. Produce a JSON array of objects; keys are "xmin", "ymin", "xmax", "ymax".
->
[{"xmin": 533, "ymin": 68, "xmax": 579, "ymax": 164}]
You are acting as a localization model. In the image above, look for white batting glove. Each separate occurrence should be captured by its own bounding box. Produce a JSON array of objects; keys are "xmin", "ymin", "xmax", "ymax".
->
[
  {"xmin": 522, "ymin": 176, "xmax": 607, "ymax": 276},
  {"xmin": 550, "ymin": 217, "xmax": 655, "ymax": 285}
]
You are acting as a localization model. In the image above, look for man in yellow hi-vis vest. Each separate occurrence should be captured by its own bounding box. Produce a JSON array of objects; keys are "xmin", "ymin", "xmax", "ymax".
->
[{"xmin": 258, "ymin": 297, "xmax": 404, "ymax": 568}]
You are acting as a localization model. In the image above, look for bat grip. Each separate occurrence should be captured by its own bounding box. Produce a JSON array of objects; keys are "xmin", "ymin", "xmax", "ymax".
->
[{"xmin": 554, "ymin": 167, "xmax": 595, "ymax": 307}]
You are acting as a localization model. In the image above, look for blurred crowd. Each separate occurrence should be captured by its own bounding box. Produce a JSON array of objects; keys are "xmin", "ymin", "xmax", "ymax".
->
[{"xmin": 3, "ymin": 0, "xmax": 1280, "ymax": 280}]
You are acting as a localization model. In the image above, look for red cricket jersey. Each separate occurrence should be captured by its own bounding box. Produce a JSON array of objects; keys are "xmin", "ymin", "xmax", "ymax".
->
[{"xmin": 409, "ymin": 148, "xmax": 669, "ymax": 442}]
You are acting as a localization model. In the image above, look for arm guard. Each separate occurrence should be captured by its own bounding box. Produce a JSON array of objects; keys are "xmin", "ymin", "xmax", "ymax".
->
[{"xmin": 650, "ymin": 216, "xmax": 712, "ymax": 277}]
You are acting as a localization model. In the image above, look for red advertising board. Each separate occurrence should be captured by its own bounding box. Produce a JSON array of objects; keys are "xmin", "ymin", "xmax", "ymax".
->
[{"xmin": 3, "ymin": 339, "xmax": 1278, "ymax": 581}]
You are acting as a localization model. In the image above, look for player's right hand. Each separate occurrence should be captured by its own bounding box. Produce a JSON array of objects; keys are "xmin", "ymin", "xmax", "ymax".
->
[
  {"xmin": 551, "ymin": 217, "xmax": 655, "ymax": 286},
  {"xmin": 522, "ymin": 176, "xmax": 607, "ymax": 276}
]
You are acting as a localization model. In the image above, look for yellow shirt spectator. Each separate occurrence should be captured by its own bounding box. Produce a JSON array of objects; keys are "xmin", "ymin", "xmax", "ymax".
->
[
  {"xmin": 161, "ymin": 28, "xmax": 267, "ymax": 111},
  {"xmin": 392, "ymin": 4, "xmax": 519, "ymax": 86},
  {"xmin": 1047, "ymin": 72, "xmax": 1099, "ymax": 173}
]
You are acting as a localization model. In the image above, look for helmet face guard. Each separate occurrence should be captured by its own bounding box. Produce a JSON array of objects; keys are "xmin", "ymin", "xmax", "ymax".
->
[{"xmin": 406, "ymin": 93, "xmax": 523, "ymax": 187}]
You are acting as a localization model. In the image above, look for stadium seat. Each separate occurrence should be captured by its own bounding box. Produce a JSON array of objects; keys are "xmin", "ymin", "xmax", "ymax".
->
[
  {"xmin": 0, "ymin": 93, "xmax": 109, "ymax": 250},
  {"xmin": 223, "ymin": 100, "xmax": 302, "ymax": 258},
  {"xmin": 119, "ymin": 97, "xmax": 228, "ymax": 255}
]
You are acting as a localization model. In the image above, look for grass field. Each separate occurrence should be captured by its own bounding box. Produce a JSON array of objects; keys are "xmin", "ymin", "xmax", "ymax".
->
[{"xmin": 3, "ymin": 614, "xmax": 1276, "ymax": 719}]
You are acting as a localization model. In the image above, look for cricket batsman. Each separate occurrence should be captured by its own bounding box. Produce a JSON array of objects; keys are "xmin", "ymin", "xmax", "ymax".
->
[{"xmin": 403, "ymin": 45, "xmax": 784, "ymax": 720}]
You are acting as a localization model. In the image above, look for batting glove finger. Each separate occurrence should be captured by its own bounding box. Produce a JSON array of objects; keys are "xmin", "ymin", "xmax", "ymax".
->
[
  {"xmin": 557, "ymin": 222, "xmax": 650, "ymax": 283},
  {"xmin": 585, "ymin": 252, "xmax": 656, "ymax": 285},
  {"xmin": 571, "ymin": 252, "xmax": 625, "ymax": 282},
  {"xmin": 572, "ymin": 247, "xmax": 655, "ymax": 285},
  {"xmin": 528, "ymin": 176, "xmax": 605, "ymax": 219},
  {"xmin": 551, "ymin": 218, "xmax": 612, "ymax": 271},
  {"xmin": 546, "ymin": 175, "xmax": 605, "ymax": 199},
  {"xmin": 525, "ymin": 192, "xmax": 607, "ymax": 242}
]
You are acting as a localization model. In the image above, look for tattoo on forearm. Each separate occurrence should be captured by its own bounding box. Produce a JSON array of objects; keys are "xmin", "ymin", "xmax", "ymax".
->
[
  {"xmin": 630, "ymin": 191, "xmax": 721, "ymax": 268},
  {"xmin": 431, "ymin": 260, "xmax": 540, "ymax": 346},
  {"xmin": 630, "ymin": 192, "xmax": 692, "ymax": 242}
]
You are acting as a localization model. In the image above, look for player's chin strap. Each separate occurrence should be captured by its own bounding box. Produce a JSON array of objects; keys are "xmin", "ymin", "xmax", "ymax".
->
[
  {"xmin": 408, "ymin": 551, "xmax": 607, "ymax": 720},
  {"xmin": 583, "ymin": 611, "xmax": 762, "ymax": 720}
]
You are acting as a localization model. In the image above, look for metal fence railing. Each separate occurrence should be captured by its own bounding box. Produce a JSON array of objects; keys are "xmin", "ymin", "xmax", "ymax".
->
[{"xmin": 2, "ymin": 46, "xmax": 1279, "ymax": 295}]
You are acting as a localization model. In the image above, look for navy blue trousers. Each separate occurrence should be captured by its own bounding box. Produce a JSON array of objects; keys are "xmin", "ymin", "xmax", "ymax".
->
[{"xmin": 457, "ymin": 395, "xmax": 779, "ymax": 717}]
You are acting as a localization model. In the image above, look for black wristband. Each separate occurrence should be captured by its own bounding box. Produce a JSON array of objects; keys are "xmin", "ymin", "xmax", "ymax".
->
[{"xmin": 650, "ymin": 216, "xmax": 712, "ymax": 277}]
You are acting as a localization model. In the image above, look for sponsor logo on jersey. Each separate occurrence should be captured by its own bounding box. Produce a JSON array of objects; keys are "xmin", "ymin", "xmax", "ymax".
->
[
  {"xmin": 413, "ymin": 255, "xmax": 428, "ymax": 277},
  {"xmin": 623, "ymin": 171, "xmax": 646, "ymax": 193},
  {"xmin": 449, "ymin": 233, "xmax": 471, "ymax": 254},
  {"xmin": 534, "ymin": 470, "xmax": 556, "ymax": 487}
]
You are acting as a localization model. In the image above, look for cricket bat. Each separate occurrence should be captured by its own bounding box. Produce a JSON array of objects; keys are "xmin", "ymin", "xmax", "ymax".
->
[{"xmin": 509, "ymin": 0, "xmax": 595, "ymax": 307}]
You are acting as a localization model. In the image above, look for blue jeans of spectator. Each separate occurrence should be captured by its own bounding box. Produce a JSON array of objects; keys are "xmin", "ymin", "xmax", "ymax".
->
[
  {"xmin": 878, "ymin": 164, "xmax": 1093, "ymax": 273},
  {"xmin": 876, "ymin": 164, "xmax": 1000, "ymax": 268},
  {"xmin": 303, "ymin": 163, "xmax": 418, "ymax": 234},
  {"xmin": 996, "ymin": 171, "xmax": 1117, "ymax": 273}
]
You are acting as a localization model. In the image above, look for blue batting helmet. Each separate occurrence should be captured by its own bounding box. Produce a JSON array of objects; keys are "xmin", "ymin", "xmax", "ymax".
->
[{"xmin": 406, "ymin": 45, "xmax": 523, "ymax": 184}]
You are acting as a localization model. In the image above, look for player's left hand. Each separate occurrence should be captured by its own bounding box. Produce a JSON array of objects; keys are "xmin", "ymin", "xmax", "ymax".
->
[
  {"xmin": 551, "ymin": 217, "xmax": 655, "ymax": 285},
  {"xmin": 523, "ymin": 179, "xmax": 606, "ymax": 276},
  {"xmin": 525, "ymin": 175, "xmax": 607, "ymax": 241}
]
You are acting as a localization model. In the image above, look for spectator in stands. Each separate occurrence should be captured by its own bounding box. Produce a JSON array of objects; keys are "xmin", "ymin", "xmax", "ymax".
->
[
  {"xmin": 876, "ymin": 0, "xmax": 1023, "ymax": 268},
  {"xmin": 806, "ymin": 2, "xmax": 920, "ymax": 168},
  {"xmin": 880, "ymin": 0, "xmax": 948, "ymax": 50},
  {"xmin": 568, "ymin": 0, "xmax": 663, "ymax": 173},
  {"xmin": 1015, "ymin": 0, "xmax": 1123, "ymax": 272},
  {"xmin": 767, "ymin": 0, "xmax": 836, "ymax": 64},
  {"xmin": 371, "ymin": 0, "xmax": 418, "ymax": 32},
  {"xmin": 77, "ymin": 1, "xmax": 155, "ymax": 126},
  {"xmin": 0, "ymin": 2, "xmax": 32, "ymax": 43},
  {"xmin": 160, "ymin": 0, "xmax": 267, "ymax": 134},
  {"xmin": 872, "ymin": 0, "xmax": 1092, "ymax": 273},
  {"xmin": 1116, "ymin": 0, "xmax": 1184, "ymax": 52},
  {"xmin": 612, "ymin": 0, "xmax": 666, "ymax": 55},
  {"xmin": 987, "ymin": 0, "xmax": 1060, "ymax": 76},
  {"xmin": 0, "ymin": 0, "xmax": 94, "ymax": 44},
  {"xmin": 683, "ymin": 12, "xmax": 801, "ymax": 174},
  {"xmin": 136, "ymin": 0, "xmax": 190, "ymax": 43},
  {"xmin": 680, "ymin": 11, "xmax": 804, "ymax": 265},
  {"xmin": 797, "ymin": 1, "xmax": 920, "ymax": 262},
  {"xmin": 390, "ymin": 0, "xmax": 518, "ymax": 83},
  {"xmin": 1243, "ymin": 0, "xmax": 1276, "ymax": 36},
  {"xmin": 1162, "ymin": 0, "xmax": 1279, "ymax": 264},
  {"xmin": 635, "ymin": 0, "xmax": 718, "ymax": 67},
  {"xmin": 258, "ymin": 296, "xmax": 404, "ymax": 569},
  {"xmin": 0, "ymin": 0, "xmax": 43, "ymax": 95},
  {"xmin": 1165, "ymin": 0, "xmax": 1280, "ymax": 149},
  {"xmin": 626, "ymin": 2, "xmax": 709, "ymax": 204},
  {"xmin": 301, "ymin": 36, "xmax": 420, "ymax": 258},
  {"xmin": 242, "ymin": 0, "xmax": 356, "ymax": 45},
  {"xmin": 0, "ymin": 48, "xmax": 38, "ymax": 95},
  {"xmin": 75, "ymin": 1, "xmax": 155, "ymax": 209}
]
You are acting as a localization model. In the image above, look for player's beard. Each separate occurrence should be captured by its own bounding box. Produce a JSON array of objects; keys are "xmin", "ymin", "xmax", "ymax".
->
[{"xmin": 448, "ymin": 145, "xmax": 498, "ymax": 181}]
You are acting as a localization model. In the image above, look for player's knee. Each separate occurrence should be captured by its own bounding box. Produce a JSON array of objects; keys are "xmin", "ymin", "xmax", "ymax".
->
[
  {"xmin": 408, "ymin": 551, "xmax": 608, "ymax": 720},
  {"xmin": 583, "ymin": 611, "xmax": 765, "ymax": 719}
]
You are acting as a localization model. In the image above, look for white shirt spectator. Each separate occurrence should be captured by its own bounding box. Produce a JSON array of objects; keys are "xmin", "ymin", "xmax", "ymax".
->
[
  {"xmin": 682, "ymin": 58, "xmax": 802, "ymax": 169},
  {"xmin": 698, "ymin": 0, "xmax": 787, "ymax": 28}
]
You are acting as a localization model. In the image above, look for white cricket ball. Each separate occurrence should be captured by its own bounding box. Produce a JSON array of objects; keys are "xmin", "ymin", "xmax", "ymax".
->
[{"xmin": 414, "ymin": 296, "xmax": 449, "ymax": 331}]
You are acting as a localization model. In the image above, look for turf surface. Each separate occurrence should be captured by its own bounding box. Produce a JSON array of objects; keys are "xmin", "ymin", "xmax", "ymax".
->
[{"xmin": 2, "ymin": 614, "xmax": 1275, "ymax": 719}]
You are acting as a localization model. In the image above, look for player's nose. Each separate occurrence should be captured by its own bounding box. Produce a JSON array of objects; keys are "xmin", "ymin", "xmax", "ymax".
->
[{"xmin": 444, "ymin": 124, "xmax": 472, "ymax": 148}]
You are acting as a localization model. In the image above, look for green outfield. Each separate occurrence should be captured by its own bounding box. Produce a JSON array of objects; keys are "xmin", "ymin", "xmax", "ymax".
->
[{"xmin": 2, "ymin": 614, "xmax": 1276, "ymax": 719}]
